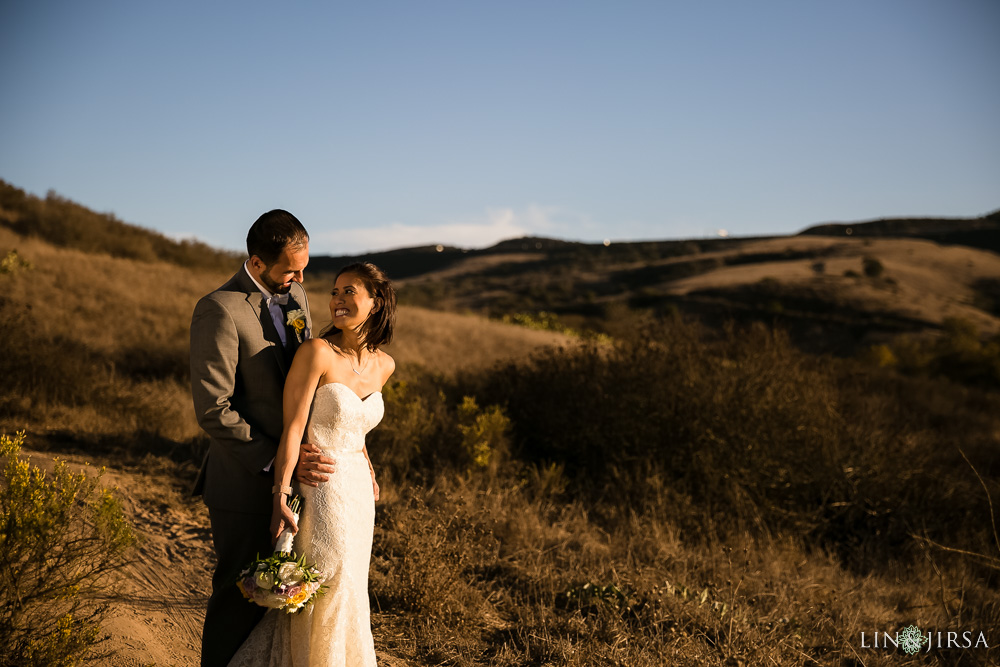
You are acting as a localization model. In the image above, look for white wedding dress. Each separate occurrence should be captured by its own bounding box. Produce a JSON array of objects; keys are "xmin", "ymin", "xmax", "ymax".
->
[{"xmin": 229, "ymin": 382, "xmax": 383, "ymax": 667}]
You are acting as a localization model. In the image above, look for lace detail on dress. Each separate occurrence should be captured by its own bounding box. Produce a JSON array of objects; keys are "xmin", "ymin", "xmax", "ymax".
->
[{"xmin": 228, "ymin": 383, "xmax": 383, "ymax": 667}]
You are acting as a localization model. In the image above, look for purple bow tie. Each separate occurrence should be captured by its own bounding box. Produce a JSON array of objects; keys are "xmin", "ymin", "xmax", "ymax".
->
[{"xmin": 267, "ymin": 292, "xmax": 290, "ymax": 307}]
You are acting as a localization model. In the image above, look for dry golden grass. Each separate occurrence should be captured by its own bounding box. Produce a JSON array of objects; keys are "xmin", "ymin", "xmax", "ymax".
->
[
  {"xmin": 368, "ymin": 471, "xmax": 1000, "ymax": 666},
  {"xmin": 664, "ymin": 236, "xmax": 1000, "ymax": 334},
  {"xmin": 0, "ymin": 226, "xmax": 217, "ymax": 440},
  {"xmin": 0, "ymin": 226, "xmax": 215, "ymax": 355},
  {"xmin": 0, "ymin": 227, "xmax": 572, "ymax": 440},
  {"xmin": 305, "ymin": 277, "xmax": 577, "ymax": 378},
  {"xmin": 387, "ymin": 306, "xmax": 576, "ymax": 376},
  {"xmin": 399, "ymin": 233, "xmax": 1000, "ymax": 355}
]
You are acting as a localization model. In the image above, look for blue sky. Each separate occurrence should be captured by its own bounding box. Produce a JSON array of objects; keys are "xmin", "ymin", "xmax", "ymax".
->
[{"xmin": 1, "ymin": 1, "xmax": 998, "ymax": 255}]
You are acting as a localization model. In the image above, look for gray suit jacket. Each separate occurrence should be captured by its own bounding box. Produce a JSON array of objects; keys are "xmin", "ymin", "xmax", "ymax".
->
[{"xmin": 190, "ymin": 268, "xmax": 312, "ymax": 514}]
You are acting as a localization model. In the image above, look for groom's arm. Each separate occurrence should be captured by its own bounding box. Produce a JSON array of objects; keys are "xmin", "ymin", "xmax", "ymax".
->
[{"xmin": 190, "ymin": 296, "xmax": 275, "ymax": 474}]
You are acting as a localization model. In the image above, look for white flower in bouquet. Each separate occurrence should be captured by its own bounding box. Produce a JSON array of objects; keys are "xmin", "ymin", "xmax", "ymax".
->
[
  {"xmin": 278, "ymin": 561, "xmax": 304, "ymax": 586},
  {"xmin": 254, "ymin": 569, "xmax": 275, "ymax": 590}
]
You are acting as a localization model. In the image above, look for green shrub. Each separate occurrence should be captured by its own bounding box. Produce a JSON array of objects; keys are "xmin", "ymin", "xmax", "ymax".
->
[
  {"xmin": 0, "ymin": 249, "xmax": 32, "ymax": 275},
  {"xmin": 0, "ymin": 432, "xmax": 136, "ymax": 667},
  {"xmin": 872, "ymin": 318, "xmax": 1000, "ymax": 388},
  {"xmin": 457, "ymin": 396, "xmax": 510, "ymax": 475},
  {"xmin": 464, "ymin": 319, "xmax": 998, "ymax": 569},
  {"xmin": 862, "ymin": 256, "xmax": 885, "ymax": 278},
  {"xmin": 371, "ymin": 376, "xmax": 452, "ymax": 480},
  {"xmin": 371, "ymin": 376, "xmax": 511, "ymax": 481},
  {"xmin": 501, "ymin": 311, "xmax": 580, "ymax": 336}
]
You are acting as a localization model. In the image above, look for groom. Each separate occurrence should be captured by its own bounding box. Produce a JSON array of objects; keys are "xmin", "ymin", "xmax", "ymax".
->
[{"xmin": 190, "ymin": 209, "xmax": 330, "ymax": 666}]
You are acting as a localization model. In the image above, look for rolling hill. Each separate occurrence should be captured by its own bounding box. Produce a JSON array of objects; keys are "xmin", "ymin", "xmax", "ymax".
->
[
  {"xmin": 310, "ymin": 209, "xmax": 1000, "ymax": 354},
  {"xmin": 5, "ymin": 177, "xmax": 997, "ymax": 357},
  {"xmin": 3, "ymin": 181, "xmax": 999, "ymax": 665}
]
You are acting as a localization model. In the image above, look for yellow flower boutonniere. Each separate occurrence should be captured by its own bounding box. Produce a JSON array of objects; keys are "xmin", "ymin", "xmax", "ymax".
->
[{"xmin": 286, "ymin": 308, "xmax": 308, "ymax": 341}]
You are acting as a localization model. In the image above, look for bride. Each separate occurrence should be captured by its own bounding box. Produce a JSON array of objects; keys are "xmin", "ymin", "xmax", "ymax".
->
[{"xmin": 229, "ymin": 262, "xmax": 396, "ymax": 667}]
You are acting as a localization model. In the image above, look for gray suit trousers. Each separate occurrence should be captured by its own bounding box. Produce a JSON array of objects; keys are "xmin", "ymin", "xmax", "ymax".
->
[{"xmin": 200, "ymin": 508, "xmax": 273, "ymax": 667}]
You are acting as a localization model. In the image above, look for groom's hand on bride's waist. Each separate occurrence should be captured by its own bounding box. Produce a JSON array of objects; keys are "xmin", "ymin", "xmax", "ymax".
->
[{"xmin": 293, "ymin": 442, "xmax": 335, "ymax": 487}]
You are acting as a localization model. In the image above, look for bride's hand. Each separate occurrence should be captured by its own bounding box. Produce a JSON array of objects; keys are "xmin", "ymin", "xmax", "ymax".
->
[
  {"xmin": 371, "ymin": 473, "xmax": 380, "ymax": 502},
  {"xmin": 270, "ymin": 496, "xmax": 299, "ymax": 542}
]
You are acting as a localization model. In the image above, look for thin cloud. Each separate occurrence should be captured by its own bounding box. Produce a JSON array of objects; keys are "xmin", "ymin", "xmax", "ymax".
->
[{"xmin": 316, "ymin": 205, "xmax": 588, "ymax": 255}]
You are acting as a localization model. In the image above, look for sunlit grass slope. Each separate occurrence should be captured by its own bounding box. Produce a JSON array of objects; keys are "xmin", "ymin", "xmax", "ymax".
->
[{"xmin": 0, "ymin": 225, "xmax": 571, "ymax": 440}]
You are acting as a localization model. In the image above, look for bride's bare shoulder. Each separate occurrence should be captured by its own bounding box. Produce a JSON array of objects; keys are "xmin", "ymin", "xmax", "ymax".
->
[
  {"xmin": 376, "ymin": 349, "xmax": 395, "ymax": 381},
  {"xmin": 299, "ymin": 337, "xmax": 336, "ymax": 358}
]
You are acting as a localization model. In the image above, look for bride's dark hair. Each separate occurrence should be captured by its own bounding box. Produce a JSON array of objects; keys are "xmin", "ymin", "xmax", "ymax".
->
[{"xmin": 320, "ymin": 262, "xmax": 396, "ymax": 351}]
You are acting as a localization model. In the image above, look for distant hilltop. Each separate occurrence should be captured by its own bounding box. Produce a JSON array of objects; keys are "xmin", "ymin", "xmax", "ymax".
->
[
  {"xmin": 799, "ymin": 209, "xmax": 1000, "ymax": 254},
  {"xmin": 311, "ymin": 210, "xmax": 1000, "ymax": 278}
]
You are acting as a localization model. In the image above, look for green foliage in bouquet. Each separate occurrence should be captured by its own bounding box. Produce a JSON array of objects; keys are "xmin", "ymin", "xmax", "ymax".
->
[
  {"xmin": 0, "ymin": 431, "xmax": 136, "ymax": 667},
  {"xmin": 237, "ymin": 551, "xmax": 327, "ymax": 613}
]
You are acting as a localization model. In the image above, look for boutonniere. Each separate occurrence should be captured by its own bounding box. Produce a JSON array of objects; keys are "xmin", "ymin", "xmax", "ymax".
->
[{"xmin": 285, "ymin": 308, "xmax": 308, "ymax": 342}]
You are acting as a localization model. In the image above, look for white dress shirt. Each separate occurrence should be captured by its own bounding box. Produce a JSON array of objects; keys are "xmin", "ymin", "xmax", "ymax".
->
[{"xmin": 244, "ymin": 261, "xmax": 288, "ymax": 346}]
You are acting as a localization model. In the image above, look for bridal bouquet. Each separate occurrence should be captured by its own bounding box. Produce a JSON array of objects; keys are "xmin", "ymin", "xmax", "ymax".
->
[{"xmin": 236, "ymin": 495, "xmax": 326, "ymax": 613}]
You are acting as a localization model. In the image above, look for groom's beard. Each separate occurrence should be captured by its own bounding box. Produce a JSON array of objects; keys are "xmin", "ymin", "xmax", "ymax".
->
[{"xmin": 260, "ymin": 270, "xmax": 292, "ymax": 295}]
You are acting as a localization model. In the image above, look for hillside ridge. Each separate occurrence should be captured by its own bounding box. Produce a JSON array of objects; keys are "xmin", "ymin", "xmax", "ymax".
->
[
  {"xmin": 6, "ymin": 178, "xmax": 995, "ymax": 277},
  {"xmin": 0, "ymin": 179, "xmax": 240, "ymax": 271},
  {"xmin": 799, "ymin": 209, "xmax": 1000, "ymax": 254}
]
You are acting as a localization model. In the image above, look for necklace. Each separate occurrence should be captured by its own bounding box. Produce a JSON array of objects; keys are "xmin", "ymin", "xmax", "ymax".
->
[
  {"xmin": 350, "ymin": 353, "xmax": 370, "ymax": 375},
  {"xmin": 324, "ymin": 337, "xmax": 370, "ymax": 375}
]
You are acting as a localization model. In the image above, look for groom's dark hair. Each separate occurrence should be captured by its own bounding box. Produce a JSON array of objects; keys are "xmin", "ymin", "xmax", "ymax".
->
[{"xmin": 246, "ymin": 209, "xmax": 309, "ymax": 265}]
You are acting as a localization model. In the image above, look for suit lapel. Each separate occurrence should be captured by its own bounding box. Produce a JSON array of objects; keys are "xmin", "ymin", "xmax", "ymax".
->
[
  {"xmin": 297, "ymin": 282, "xmax": 313, "ymax": 335},
  {"xmin": 236, "ymin": 269, "xmax": 289, "ymax": 375}
]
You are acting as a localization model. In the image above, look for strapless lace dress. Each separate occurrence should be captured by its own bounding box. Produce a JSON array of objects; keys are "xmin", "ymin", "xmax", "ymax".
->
[{"xmin": 228, "ymin": 382, "xmax": 383, "ymax": 667}]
